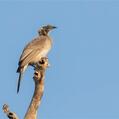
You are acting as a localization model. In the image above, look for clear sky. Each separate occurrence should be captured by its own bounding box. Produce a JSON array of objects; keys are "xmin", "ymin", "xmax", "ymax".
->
[{"xmin": 0, "ymin": 1, "xmax": 119, "ymax": 119}]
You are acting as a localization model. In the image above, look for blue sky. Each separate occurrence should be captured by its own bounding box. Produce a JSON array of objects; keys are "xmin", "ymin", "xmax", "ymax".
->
[{"xmin": 0, "ymin": 1, "xmax": 119, "ymax": 119}]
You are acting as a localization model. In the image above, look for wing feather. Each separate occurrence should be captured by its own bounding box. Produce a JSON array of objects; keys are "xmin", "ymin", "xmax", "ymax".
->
[
  {"xmin": 18, "ymin": 36, "xmax": 47, "ymax": 64},
  {"xmin": 20, "ymin": 49, "xmax": 41, "ymax": 67}
]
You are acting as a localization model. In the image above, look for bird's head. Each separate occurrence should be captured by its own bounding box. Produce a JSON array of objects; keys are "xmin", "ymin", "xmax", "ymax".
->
[{"xmin": 38, "ymin": 25, "xmax": 57, "ymax": 36}]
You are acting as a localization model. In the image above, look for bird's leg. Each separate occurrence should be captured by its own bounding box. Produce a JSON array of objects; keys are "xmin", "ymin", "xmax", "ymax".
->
[{"xmin": 30, "ymin": 63, "xmax": 37, "ymax": 69}]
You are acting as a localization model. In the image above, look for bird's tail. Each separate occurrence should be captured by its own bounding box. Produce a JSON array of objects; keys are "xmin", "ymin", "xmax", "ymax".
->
[{"xmin": 17, "ymin": 71, "xmax": 23, "ymax": 93}]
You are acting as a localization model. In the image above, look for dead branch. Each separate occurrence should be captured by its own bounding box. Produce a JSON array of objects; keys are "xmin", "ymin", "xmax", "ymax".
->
[
  {"xmin": 2, "ymin": 104, "xmax": 19, "ymax": 119},
  {"xmin": 24, "ymin": 57, "xmax": 49, "ymax": 119},
  {"xmin": 3, "ymin": 57, "xmax": 49, "ymax": 119}
]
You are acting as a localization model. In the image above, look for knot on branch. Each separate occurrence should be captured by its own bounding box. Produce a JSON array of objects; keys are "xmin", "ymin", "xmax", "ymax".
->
[
  {"xmin": 36, "ymin": 57, "xmax": 49, "ymax": 70},
  {"xmin": 33, "ymin": 57, "xmax": 49, "ymax": 81},
  {"xmin": 3, "ymin": 104, "xmax": 9, "ymax": 114},
  {"xmin": 24, "ymin": 57, "xmax": 49, "ymax": 119},
  {"xmin": 3, "ymin": 104, "xmax": 19, "ymax": 119},
  {"xmin": 3, "ymin": 57, "xmax": 50, "ymax": 119}
]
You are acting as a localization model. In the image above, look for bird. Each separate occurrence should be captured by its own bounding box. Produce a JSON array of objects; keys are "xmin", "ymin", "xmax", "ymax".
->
[{"xmin": 16, "ymin": 25, "xmax": 56, "ymax": 93}]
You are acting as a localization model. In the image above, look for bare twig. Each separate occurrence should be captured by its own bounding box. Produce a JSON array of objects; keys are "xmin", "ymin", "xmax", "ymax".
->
[
  {"xmin": 24, "ymin": 57, "xmax": 49, "ymax": 119},
  {"xmin": 2, "ymin": 104, "xmax": 19, "ymax": 119}
]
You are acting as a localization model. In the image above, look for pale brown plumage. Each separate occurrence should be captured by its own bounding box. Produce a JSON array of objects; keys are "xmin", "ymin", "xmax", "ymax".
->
[{"xmin": 17, "ymin": 25, "xmax": 56, "ymax": 93}]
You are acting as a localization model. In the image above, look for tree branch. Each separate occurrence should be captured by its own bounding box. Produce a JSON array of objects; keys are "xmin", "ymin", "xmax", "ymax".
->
[
  {"xmin": 2, "ymin": 104, "xmax": 19, "ymax": 119},
  {"xmin": 24, "ymin": 57, "xmax": 49, "ymax": 119},
  {"xmin": 3, "ymin": 57, "xmax": 49, "ymax": 119}
]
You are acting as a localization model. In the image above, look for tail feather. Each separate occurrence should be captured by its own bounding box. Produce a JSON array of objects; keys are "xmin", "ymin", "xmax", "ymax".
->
[
  {"xmin": 16, "ymin": 67, "xmax": 20, "ymax": 73},
  {"xmin": 17, "ymin": 72, "xmax": 23, "ymax": 93}
]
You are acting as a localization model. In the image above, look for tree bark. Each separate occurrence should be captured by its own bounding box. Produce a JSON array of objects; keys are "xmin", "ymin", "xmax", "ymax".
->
[
  {"xmin": 24, "ymin": 70, "xmax": 45, "ymax": 119},
  {"xmin": 3, "ymin": 57, "xmax": 49, "ymax": 119},
  {"xmin": 2, "ymin": 104, "xmax": 19, "ymax": 119},
  {"xmin": 24, "ymin": 57, "xmax": 49, "ymax": 119}
]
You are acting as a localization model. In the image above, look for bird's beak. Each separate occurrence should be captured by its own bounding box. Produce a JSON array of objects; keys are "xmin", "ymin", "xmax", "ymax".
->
[{"xmin": 51, "ymin": 26, "xmax": 57, "ymax": 29}]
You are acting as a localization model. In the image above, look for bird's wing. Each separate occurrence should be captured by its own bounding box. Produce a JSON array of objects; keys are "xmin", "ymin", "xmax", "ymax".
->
[
  {"xmin": 19, "ymin": 37, "xmax": 46, "ymax": 62},
  {"xmin": 20, "ymin": 49, "xmax": 42, "ymax": 67},
  {"xmin": 18, "ymin": 36, "xmax": 47, "ymax": 66}
]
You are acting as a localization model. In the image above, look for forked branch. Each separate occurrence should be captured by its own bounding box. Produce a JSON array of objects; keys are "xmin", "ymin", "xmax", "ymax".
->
[
  {"xmin": 3, "ymin": 57, "xmax": 49, "ymax": 119},
  {"xmin": 24, "ymin": 57, "xmax": 49, "ymax": 119}
]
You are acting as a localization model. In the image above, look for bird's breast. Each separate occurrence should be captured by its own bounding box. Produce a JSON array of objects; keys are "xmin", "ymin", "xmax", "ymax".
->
[{"xmin": 33, "ymin": 39, "xmax": 52, "ymax": 63}]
